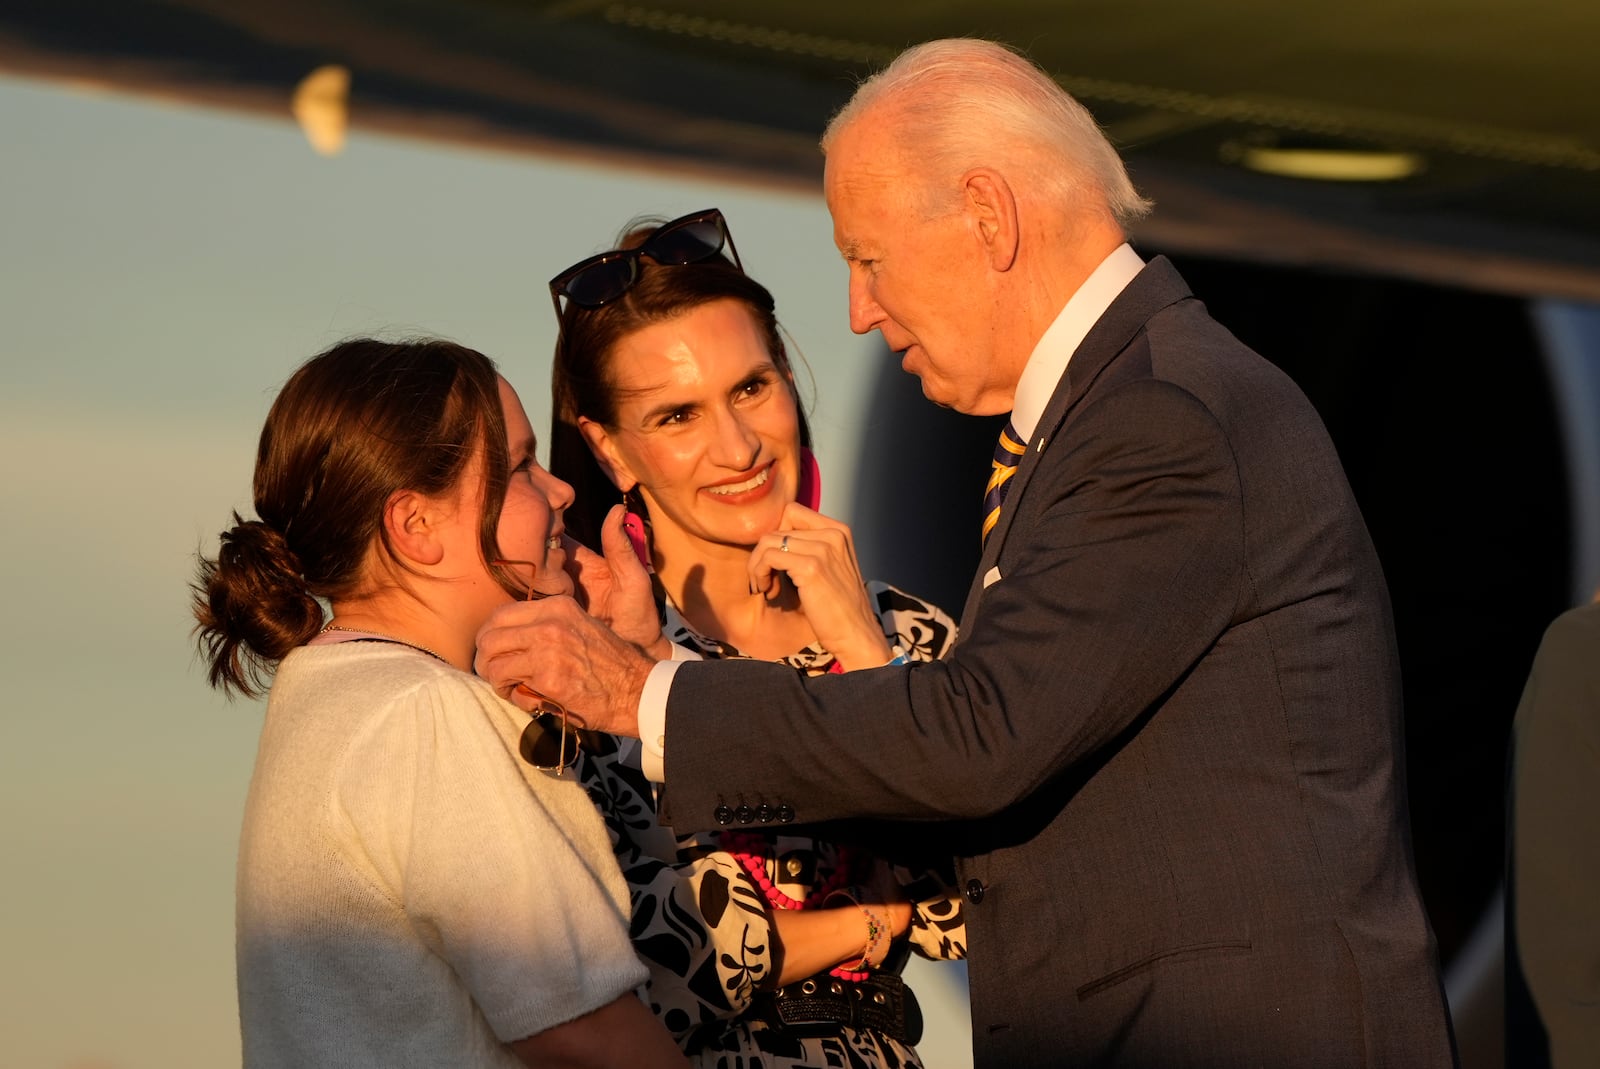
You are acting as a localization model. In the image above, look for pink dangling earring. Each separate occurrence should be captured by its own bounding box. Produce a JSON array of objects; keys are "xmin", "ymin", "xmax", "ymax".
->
[
  {"xmin": 621, "ymin": 486, "xmax": 652, "ymax": 570},
  {"xmin": 797, "ymin": 447, "xmax": 822, "ymax": 511}
]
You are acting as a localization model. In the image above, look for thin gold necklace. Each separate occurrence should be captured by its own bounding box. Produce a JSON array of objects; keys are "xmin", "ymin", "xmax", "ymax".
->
[{"xmin": 319, "ymin": 623, "xmax": 450, "ymax": 665}]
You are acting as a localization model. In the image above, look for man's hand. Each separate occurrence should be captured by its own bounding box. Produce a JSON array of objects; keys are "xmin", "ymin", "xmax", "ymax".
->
[
  {"xmin": 562, "ymin": 503, "xmax": 672, "ymax": 659},
  {"xmin": 475, "ymin": 595, "xmax": 655, "ymax": 738}
]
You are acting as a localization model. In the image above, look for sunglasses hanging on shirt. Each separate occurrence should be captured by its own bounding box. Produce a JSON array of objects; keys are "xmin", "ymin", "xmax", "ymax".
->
[{"xmin": 492, "ymin": 558, "xmax": 581, "ymax": 776}]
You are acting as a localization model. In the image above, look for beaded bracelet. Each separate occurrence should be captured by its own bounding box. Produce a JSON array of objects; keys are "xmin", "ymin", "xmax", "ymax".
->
[{"xmin": 824, "ymin": 889, "xmax": 886, "ymax": 982}]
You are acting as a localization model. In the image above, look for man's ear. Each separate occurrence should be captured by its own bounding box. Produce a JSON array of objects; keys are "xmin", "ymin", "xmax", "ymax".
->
[
  {"xmin": 578, "ymin": 417, "xmax": 639, "ymax": 493},
  {"xmin": 963, "ymin": 168, "xmax": 1019, "ymax": 272},
  {"xmin": 382, "ymin": 488, "xmax": 446, "ymax": 566}
]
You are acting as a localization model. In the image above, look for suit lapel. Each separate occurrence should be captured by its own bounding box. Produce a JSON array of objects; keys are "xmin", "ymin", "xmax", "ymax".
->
[{"xmin": 958, "ymin": 257, "xmax": 1194, "ymax": 633}]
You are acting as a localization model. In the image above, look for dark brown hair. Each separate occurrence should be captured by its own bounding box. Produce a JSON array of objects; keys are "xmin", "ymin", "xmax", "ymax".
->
[
  {"xmin": 193, "ymin": 337, "xmax": 511, "ymax": 698},
  {"xmin": 549, "ymin": 217, "xmax": 812, "ymax": 552}
]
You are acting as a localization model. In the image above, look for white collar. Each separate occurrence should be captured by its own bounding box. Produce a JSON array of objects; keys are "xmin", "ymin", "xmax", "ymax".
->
[{"xmin": 1010, "ymin": 243, "xmax": 1145, "ymax": 442}]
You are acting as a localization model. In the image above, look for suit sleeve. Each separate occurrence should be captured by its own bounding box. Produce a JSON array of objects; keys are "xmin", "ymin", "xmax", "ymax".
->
[
  {"xmin": 664, "ymin": 379, "xmax": 1243, "ymax": 825},
  {"xmin": 1512, "ymin": 607, "xmax": 1600, "ymax": 1068}
]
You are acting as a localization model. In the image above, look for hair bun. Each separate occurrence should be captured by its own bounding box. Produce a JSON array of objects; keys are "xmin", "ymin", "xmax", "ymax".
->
[
  {"xmin": 193, "ymin": 514, "xmax": 323, "ymax": 696},
  {"xmin": 216, "ymin": 517, "xmax": 321, "ymax": 631},
  {"xmin": 222, "ymin": 517, "xmax": 301, "ymax": 574}
]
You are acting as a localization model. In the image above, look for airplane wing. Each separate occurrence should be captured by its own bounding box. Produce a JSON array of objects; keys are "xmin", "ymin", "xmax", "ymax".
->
[{"xmin": 2, "ymin": 0, "xmax": 1598, "ymax": 297}]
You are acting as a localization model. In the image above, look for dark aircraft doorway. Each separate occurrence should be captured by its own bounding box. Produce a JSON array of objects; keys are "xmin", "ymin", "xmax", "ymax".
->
[{"xmin": 1165, "ymin": 255, "xmax": 1571, "ymax": 976}]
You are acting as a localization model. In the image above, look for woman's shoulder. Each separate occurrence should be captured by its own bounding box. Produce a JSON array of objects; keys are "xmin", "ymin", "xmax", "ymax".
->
[
  {"xmin": 273, "ymin": 645, "xmax": 584, "ymax": 823},
  {"xmin": 863, "ymin": 579, "xmax": 958, "ymax": 662},
  {"xmin": 272, "ymin": 643, "xmax": 508, "ymax": 735},
  {"xmin": 282, "ymin": 641, "xmax": 481, "ymax": 691},
  {"xmin": 250, "ymin": 647, "xmax": 519, "ymax": 856},
  {"xmin": 1536, "ymin": 601, "xmax": 1600, "ymax": 664}
]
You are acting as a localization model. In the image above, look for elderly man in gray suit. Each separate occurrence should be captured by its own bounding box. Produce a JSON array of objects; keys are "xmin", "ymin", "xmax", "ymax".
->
[{"xmin": 480, "ymin": 38, "xmax": 1458, "ymax": 1069}]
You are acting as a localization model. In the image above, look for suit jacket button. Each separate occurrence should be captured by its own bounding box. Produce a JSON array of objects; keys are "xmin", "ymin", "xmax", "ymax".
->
[
  {"xmin": 964, "ymin": 879, "xmax": 986, "ymax": 905},
  {"xmin": 715, "ymin": 805, "xmax": 733, "ymax": 826},
  {"xmin": 776, "ymin": 805, "xmax": 795, "ymax": 823},
  {"xmin": 756, "ymin": 804, "xmax": 774, "ymax": 823},
  {"xmin": 735, "ymin": 804, "xmax": 755, "ymax": 824}
]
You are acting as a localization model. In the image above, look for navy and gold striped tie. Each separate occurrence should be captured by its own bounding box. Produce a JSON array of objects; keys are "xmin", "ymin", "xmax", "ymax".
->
[{"xmin": 982, "ymin": 421, "xmax": 1026, "ymax": 545}]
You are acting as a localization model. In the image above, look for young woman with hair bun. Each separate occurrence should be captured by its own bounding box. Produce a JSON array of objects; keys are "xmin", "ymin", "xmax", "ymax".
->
[{"xmin": 194, "ymin": 337, "xmax": 685, "ymax": 1069}]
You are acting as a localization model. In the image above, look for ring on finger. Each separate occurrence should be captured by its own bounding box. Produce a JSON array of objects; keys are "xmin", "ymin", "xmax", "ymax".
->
[{"xmin": 780, "ymin": 535, "xmax": 790, "ymax": 552}]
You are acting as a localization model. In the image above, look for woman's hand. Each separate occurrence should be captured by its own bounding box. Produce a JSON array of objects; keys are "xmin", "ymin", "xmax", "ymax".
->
[
  {"xmin": 563, "ymin": 504, "xmax": 672, "ymax": 660},
  {"xmin": 746, "ymin": 503, "xmax": 893, "ymax": 671}
]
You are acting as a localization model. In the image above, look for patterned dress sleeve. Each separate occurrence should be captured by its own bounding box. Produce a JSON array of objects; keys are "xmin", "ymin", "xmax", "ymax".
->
[
  {"xmin": 868, "ymin": 581, "xmax": 970, "ymax": 962},
  {"xmin": 868, "ymin": 581, "xmax": 958, "ymax": 665},
  {"xmin": 574, "ymin": 731, "xmax": 776, "ymax": 1048}
]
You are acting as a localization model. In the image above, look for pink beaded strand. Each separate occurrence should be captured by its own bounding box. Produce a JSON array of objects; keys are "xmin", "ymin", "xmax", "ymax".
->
[
  {"xmin": 718, "ymin": 832, "xmax": 871, "ymax": 980},
  {"xmin": 720, "ymin": 831, "xmax": 858, "ymax": 910}
]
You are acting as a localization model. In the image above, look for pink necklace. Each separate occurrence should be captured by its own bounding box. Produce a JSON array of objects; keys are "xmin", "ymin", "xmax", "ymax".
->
[{"xmin": 719, "ymin": 831, "xmax": 870, "ymax": 981}]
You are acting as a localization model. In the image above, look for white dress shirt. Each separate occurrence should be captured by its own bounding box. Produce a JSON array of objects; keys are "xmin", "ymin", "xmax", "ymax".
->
[
  {"xmin": 1010, "ymin": 242, "xmax": 1145, "ymax": 442},
  {"xmin": 636, "ymin": 243, "xmax": 1146, "ymax": 782}
]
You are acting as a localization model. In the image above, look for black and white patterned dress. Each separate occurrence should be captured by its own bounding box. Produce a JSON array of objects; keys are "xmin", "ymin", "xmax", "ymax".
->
[{"xmin": 574, "ymin": 580, "xmax": 967, "ymax": 1068}]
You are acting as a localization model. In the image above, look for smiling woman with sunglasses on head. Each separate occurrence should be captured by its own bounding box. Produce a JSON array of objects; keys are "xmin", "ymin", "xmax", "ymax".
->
[
  {"xmin": 192, "ymin": 338, "xmax": 686, "ymax": 1069},
  {"xmin": 543, "ymin": 211, "xmax": 966, "ymax": 1069}
]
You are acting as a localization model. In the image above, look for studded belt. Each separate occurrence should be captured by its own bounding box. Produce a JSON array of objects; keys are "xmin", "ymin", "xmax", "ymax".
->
[{"xmin": 750, "ymin": 970, "xmax": 923, "ymax": 1045}]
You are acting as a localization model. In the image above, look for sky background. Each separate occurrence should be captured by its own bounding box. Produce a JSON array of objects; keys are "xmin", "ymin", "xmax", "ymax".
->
[{"xmin": 0, "ymin": 73, "xmax": 973, "ymax": 1068}]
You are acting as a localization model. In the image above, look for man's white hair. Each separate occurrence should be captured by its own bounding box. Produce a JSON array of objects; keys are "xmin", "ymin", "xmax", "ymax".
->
[{"xmin": 822, "ymin": 39, "xmax": 1152, "ymax": 229}]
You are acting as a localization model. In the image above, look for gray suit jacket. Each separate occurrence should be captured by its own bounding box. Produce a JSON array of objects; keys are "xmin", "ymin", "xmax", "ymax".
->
[
  {"xmin": 1510, "ymin": 603, "xmax": 1600, "ymax": 1069},
  {"xmin": 665, "ymin": 258, "xmax": 1457, "ymax": 1067}
]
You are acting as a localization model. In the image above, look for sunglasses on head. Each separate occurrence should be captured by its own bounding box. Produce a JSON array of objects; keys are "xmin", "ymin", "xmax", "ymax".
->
[
  {"xmin": 492, "ymin": 558, "xmax": 580, "ymax": 776},
  {"xmin": 548, "ymin": 208, "xmax": 741, "ymax": 321}
]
